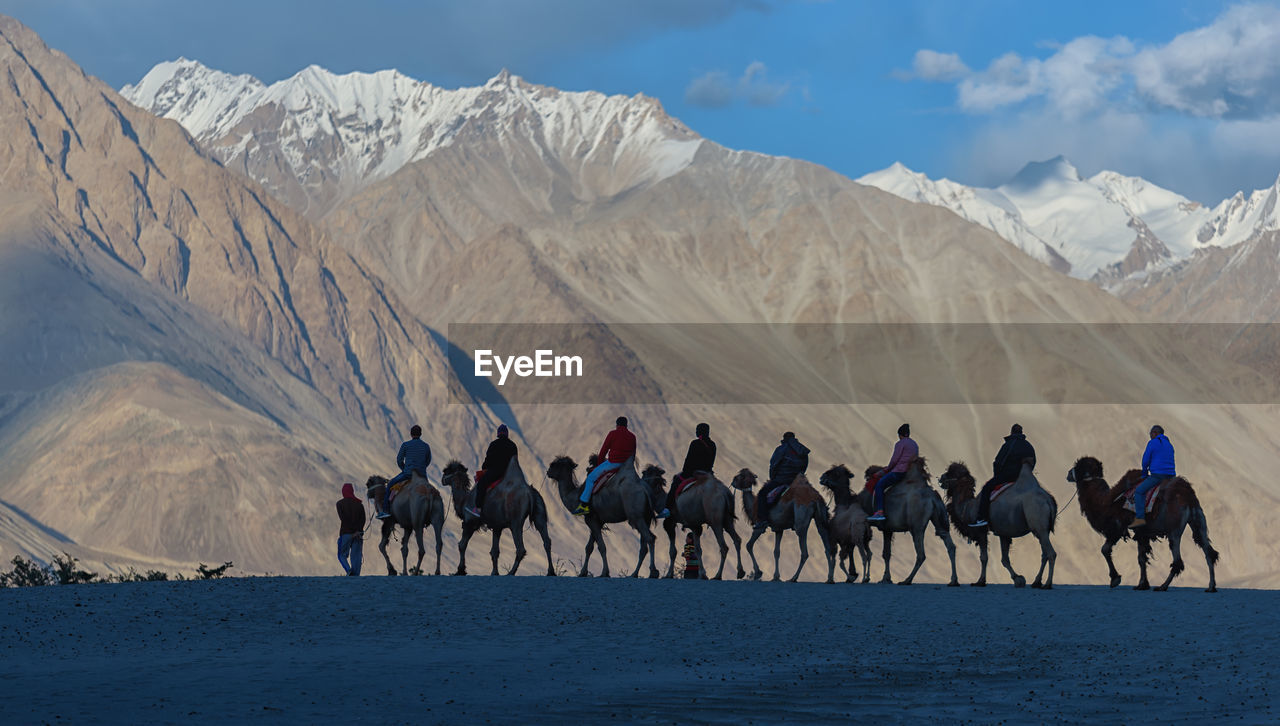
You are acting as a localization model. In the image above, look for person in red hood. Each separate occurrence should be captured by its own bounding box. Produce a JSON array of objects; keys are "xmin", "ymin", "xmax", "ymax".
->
[
  {"xmin": 574, "ymin": 416, "xmax": 636, "ymax": 516},
  {"xmin": 336, "ymin": 483, "xmax": 365, "ymax": 576}
]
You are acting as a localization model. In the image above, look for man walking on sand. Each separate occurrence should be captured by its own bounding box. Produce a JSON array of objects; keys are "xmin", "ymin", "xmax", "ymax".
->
[{"xmin": 337, "ymin": 482, "xmax": 365, "ymax": 576}]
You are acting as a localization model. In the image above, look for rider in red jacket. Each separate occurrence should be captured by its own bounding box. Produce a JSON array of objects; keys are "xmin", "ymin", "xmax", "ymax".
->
[{"xmin": 574, "ymin": 417, "xmax": 636, "ymax": 515}]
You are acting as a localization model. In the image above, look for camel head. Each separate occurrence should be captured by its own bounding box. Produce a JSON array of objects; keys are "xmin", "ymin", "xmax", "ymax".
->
[
  {"xmin": 364, "ymin": 475, "xmax": 388, "ymax": 501},
  {"xmin": 938, "ymin": 461, "xmax": 974, "ymax": 494},
  {"xmin": 1067, "ymin": 456, "xmax": 1104, "ymax": 489},
  {"xmin": 641, "ymin": 464, "xmax": 666, "ymax": 490},
  {"xmin": 818, "ymin": 464, "xmax": 854, "ymax": 491},
  {"xmin": 547, "ymin": 455, "xmax": 578, "ymax": 483},
  {"xmin": 730, "ymin": 468, "xmax": 758, "ymax": 491},
  {"xmin": 441, "ymin": 460, "xmax": 470, "ymax": 491}
]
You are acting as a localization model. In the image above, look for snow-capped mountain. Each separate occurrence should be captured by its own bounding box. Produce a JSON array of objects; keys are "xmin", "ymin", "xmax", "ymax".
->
[
  {"xmin": 122, "ymin": 59, "xmax": 702, "ymax": 216},
  {"xmin": 860, "ymin": 157, "xmax": 1280, "ymax": 284}
]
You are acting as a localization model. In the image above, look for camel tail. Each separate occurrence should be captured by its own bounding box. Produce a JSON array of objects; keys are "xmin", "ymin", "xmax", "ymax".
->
[
  {"xmin": 529, "ymin": 487, "xmax": 549, "ymax": 531},
  {"xmin": 1189, "ymin": 505, "xmax": 1220, "ymax": 565},
  {"xmin": 931, "ymin": 497, "xmax": 949, "ymax": 537}
]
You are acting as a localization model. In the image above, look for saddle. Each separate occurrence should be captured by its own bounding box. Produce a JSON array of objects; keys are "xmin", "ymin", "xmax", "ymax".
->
[
  {"xmin": 989, "ymin": 481, "xmax": 1016, "ymax": 504},
  {"xmin": 1120, "ymin": 477, "xmax": 1172, "ymax": 513},
  {"xmin": 472, "ymin": 469, "xmax": 502, "ymax": 492},
  {"xmin": 673, "ymin": 472, "xmax": 709, "ymax": 497}
]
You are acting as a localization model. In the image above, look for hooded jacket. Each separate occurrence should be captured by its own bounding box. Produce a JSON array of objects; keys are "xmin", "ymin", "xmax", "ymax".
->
[
  {"xmin": 992, "ymin": 433, "xmax": 1036, "ymax": 483},
  {"xmin": 769, "ymin": 438, "xmax": 810, "ymax": 483},
  {"xmin": 1141, "ymin": 434, "xmax": 1176, "ymax": 477}
]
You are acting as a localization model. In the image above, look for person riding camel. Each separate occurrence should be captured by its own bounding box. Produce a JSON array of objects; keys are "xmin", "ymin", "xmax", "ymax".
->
[
  {"xmin": 379, "ymin": 424, "xmax": 431, "ymax": 519},
  {"xmin": 971, "ymin": 423, "xmax": 1036, "ymax": 529},
  {"xmin": 660, "ymin": 422, "xmax": 717, "ymax": 518},
  {"xmin": 574, "ymin": 416, "xmax": 637, "ymax": 516},
  {"xmin": 756, "ymin": 432, "xmax": 809, "ymax": 529},
  {"xmin": 868, "ymin": 424, "xmax": 917, "ymax": 522},
  {"xmin": 469, "ymin": 424, "xmax": 517, "ymax": 519},
  {"xmin": 1133, "ymin": 424, "xmax": 1175, "ymax": 528}
]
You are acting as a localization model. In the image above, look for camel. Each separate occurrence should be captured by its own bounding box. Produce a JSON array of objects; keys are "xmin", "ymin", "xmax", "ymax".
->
[
  {"xmin": 939, "ymin": 461, "xmax": 1058, "ymax": 589},
  {"xmin": 816, "ymin": 465, "xmax": 874, "ymax": 584},
  {"xmin": 547, "ymin": 456, "xmax": 659, "ymax": 578},
  {"xmin": 859, "ymin": 458, "xmax": 959, "ymax": 586},
  {"xmin": 364, "ymin": 472, "xmax": 446, "ymax": 576},
  {"xmin": 729, "ymin": 469, "xmax": 835, "ymax": 583},
  {"xmin": 1067, "ymin": 456, "xmax": 1218, "ymax": 592},
  {"xmin": 641, "ymin": 466, "xmax": 745, "ymax": 580},
  {"xmin": 440, "ymin": 457, "xmax": 554, "ymax": 576}
]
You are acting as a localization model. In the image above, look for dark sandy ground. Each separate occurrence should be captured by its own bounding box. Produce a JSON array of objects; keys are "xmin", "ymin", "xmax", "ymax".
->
[{"xmin": 0, "ymin": 576, "xmax": 1274, "ymax": 724}]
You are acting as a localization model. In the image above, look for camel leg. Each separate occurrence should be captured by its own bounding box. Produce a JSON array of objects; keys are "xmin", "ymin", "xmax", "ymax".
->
[
  {"xmin": 726, "ymin": 524, "xmax": 745, "ymax": 580},
  {"xmin": 489, "ymin": 529, "xmax": 503, "ymax": 576},
  {"xmin": 790, "ymin": 516, "xmax": 813, "ymax": 583},
  {"xmin": 400, "ymin": 526, "xmax": 411, "ymax": 576},
  {"xmin": 1191, "ymin": 508, "xmax": 1218, "ymax": 593},
  {"xmin": 534, "ymin": 512, "xmax": 555, "ymax": 577},
  {"xmin": 771, "ymin": 529, "xmax": 785, "ymax": 582},
  {"xmin": 1134, "ymin": 537, "xmax": 1152, "ymax": 590},
  {"xmin": 879, "ymin": 531, "xmax": 894, "ymax": 584},
  {"xmin": 859, "ymin": 540, "xmax": 873, "ymax": 584},
  {"xmin": 413, "ymin": 524, "xmax": 427, "ymax": 575},
  {"xmin": 814, "ymin": 516, "xmax": 835, "ymax": 584},
  {"xmin": 507, "ymin": 523, "xmax": 527, "ymax": 576},
  {"xmin": 378, "ymin": 527, "xmax": 397, "ymax": 576},
  {"xmin": 710, "ymin": 524, "xmax": 730, "ymax": 580},
  {"xmin": 1156, "ymin": 522, "xmax": 1187, "ymax": 592},
  {"xmin": 1031, "ymin": 528, "xmax": 1056, "ymax": 589},
  {"xmin": 1000, "ymin": 536, "xmax": 1025, "ymax": 587},
  {"xmin": 579, "ymin": 529, "xmax": 597, "ymax": 577},
  {"xmin": 744, "ymin": 527, "xmax": 764, "ymax": 581},
  {"xmin": 899, "ymin": 528, "xmax": 927, "ymax": 585},
  {"xmin": 663, "ymin": 519, "xmax": 678, "ymax": 579},
  {"xmin": 454, "ymin": 523, "xmax": 477, "ymax": 576},
  {"xmin": 597, "ymin": 528, "xmax": 611, "ymax": 578},
  {"xmin": 432, "ymin": 515, "xmax": 444, "ymax": 576},
  {"xmin": 972, "ymin": 537, "xmax": 989, "ymax": 587},
  {"xmin": 1102, "ymin": 536, "xmax": 1122, "ymax": 588}
]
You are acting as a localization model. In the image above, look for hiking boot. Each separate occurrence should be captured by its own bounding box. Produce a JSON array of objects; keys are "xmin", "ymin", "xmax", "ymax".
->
[
  {"xmin": 656, "ymin": 508, "xmax": 671, "ymax": 518},
  {"xmin": 1131, "ymin": 518, "xmax": 1147, "ymax": 528},
  {"xmin": 969, "ymin": 519, "xmax": 989, "ymax": 528},
  {"xmin": 868, "ymin": 510, "xmax": 886, "ymax": 522},
  {"xmin": 572, "ymin": 503, "xmax": 591, "ymax": 516}
]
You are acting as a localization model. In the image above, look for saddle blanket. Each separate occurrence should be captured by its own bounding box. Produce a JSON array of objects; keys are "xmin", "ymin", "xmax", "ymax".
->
[
  {"xmin": 472, "ymin": 469, "xmax": 502, "ymax": 492},
  {"xmin": 989, "ymin": 481, "xmax": 1015, "ymax": 503},
  {"xmin": 1121, "ymin": 478, "xmax": 1171, "ymax": 513},
  {"xmin": 673, "ymin": 473, "xmax": 707, "ymax": 497}
]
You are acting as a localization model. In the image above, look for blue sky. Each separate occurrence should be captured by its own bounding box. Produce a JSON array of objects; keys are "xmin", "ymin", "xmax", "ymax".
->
[{"xmin": 7, "ymin": 0, "xmax": 1280, "ymax": 202}]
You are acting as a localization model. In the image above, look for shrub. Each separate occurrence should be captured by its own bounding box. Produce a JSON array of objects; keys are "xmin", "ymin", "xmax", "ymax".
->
[
  {"xmin": 196, "ymin": 561, "xmax": 234, "ymax": 580},
  {"xmin": 51, "ymin": 553, "xmax": 97, "ymax": 585},
  {"xmin": 0, "ymin": 556, "xmax": 55, "ymax": 587}
]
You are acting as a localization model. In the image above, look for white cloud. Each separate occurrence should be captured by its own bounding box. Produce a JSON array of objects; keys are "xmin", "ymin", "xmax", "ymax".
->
[
  {"xmin": 904, "ymin": 50, "xmax": 970, "ymax": 82},
  {"xmin": 911, "ymin": 3, "xmax": 1280, "ymax": 201},
  {"xmin": 685, "ymin": 61, "xmax": 792, "ymax": 108}
]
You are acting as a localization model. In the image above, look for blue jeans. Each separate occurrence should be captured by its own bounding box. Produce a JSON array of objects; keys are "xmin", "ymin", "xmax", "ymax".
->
[
  {"xmin": 338, "ymin": 534, "xmax": 363, "ymax": 575},
  {"xmin": 874, "ymin": 471, "xmax": 903, "ymax": 511},
  {"xmin": 581, "ymin": 461, "xmax": 622, "ymax": 503},
  {"xmin": 1134, "ymin": 474, "xmax": 1165, "ymax": 519}
]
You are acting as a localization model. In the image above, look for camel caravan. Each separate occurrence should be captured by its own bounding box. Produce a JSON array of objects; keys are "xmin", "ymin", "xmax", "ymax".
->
[{"xmin": 345, "ymin": 419, "xmax": 1218, "ymax": 592}]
